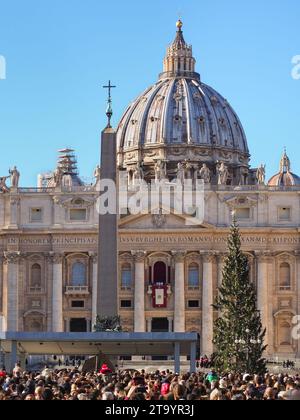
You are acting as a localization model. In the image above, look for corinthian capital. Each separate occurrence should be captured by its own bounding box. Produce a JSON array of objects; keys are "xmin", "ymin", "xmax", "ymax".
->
[
  {"xmin": 4, "ymin": 251, "xmax": 21, "ymax": 264},
  {"xmin": 131, "ymin": 251, "xmax": 147, "ymax": 262},
  {"xmin": 89, "ymin": 252, "xmax": 98, "ymax": 264},
  {"xmin": 201, "ymin": 251, "xmax": 217, "ymax": 263},
  {"xmin": 48, "ymin": 252, "xmax": 64, "ymax": 264},
  {"xmin": 171, "ymin": 250, "xmax": 187, "ymax": 262}
]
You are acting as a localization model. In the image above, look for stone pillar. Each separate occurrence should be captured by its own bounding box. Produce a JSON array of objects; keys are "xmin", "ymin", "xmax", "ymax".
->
[
  {"xmin": 132, "ymin": 251, "xmax": 146, "ymax": 333},
  {"xmin": 52, "ymin": 254, "xmax": 63, "ymax": 332},
  {"xmin": 90, "ymin": 253, "xmax": 98, "ymax": 328},
  {"xmin": 4, "ymin": 252, "xmax": 21, "ymax": 331},
  {"xmin": 256, "ymin": 253, "xmax": 269, "ymax": 336},
  {"xmin": 202, "ymin": 253, "xmax": 215, "ymax": 356},
  {"xmin": 190, "ymin": 341, "xmax": 197, "ymax": 373},
  {"xmin": 97, "ymin": 127, "xmax": 118, "ymax": 318},
  {"xmin": 172, "ymin": 251, "xmax": 186, "ymax": 333},
  {"xmin": 146, "ymin": 318, "xmax": 152, "ymax": 333},
  {"xmin": 174, "ymin": 342, "xmax": 181, "ymax": 374},
  {"xmin": 168, "ymin": 317, "xmax": 173, "ymax": 333}
]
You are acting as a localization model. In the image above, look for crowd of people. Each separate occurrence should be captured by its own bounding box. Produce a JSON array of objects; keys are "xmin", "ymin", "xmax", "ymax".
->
[{"xmin": 0, "ymin": 362, "xmax": 300, "ymax": 400}]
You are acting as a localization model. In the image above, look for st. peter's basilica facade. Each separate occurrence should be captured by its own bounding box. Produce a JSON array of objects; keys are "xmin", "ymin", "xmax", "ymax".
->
[{"xmin": 0, "ymin": 21, "xmax": 299, "ymax": 359}]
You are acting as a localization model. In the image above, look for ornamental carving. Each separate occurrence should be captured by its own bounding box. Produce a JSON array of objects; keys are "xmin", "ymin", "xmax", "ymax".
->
[
  {"xmin": 131, "ymin": 250, "xmax": 147, "ymax": 262},
  {"xmin": 53, "ymin": 196, "xmax": 95, "ymax": 208},
  {"xmin": 152, "ymin": 212, "xmax": 167, "ymax": 229},
  {"xmin": 222, "ymin": 195, "xmax": 258, "ymax": 209},
  {"xmin": 47, "ymin": 253, "xmax": 64, "ymax": 264},
  {"xmin": 171, "ymin": 250, "xmax": 187, "ymax": 262},
  {"xmin": 169, "ymin": 148, "xmax": 187, "ymax": 157},
  {"xmin": 4, "ymin": 251, "xmax": 21, "ymax": 264}
]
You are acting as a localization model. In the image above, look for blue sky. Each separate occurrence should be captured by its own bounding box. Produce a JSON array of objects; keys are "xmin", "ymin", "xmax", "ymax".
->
[{"xmin": 0, "ymin": 0, "xmax": 299, "ymax": 186}]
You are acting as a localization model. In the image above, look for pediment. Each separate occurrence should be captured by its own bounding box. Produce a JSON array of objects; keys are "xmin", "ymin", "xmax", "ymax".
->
[{"xmin": 119, "ymin": 210, "xmax": 215, "ymax": 230}]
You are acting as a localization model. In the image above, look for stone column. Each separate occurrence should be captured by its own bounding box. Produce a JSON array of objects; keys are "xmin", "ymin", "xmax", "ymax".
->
[
  {"xmin": 4, "ymin": 252, "xmax": 21, "ymax": 331},
  {"xmin": 132, "ymin": 251, "xmax": 146, "ymax": 333},
  {"xmin": 146, "ymin": 318, "xmax": 152, "ymax": 333},
  {"xmin": 256, "ymin": 253, "xmax": 269, "ymax": 335},
  {"xmin": 51, "ymin": 254, "xmax": 64, "ymax": 332},
  {"xmin": 172, "ymin": 251, "xmax": 186, "ymax": 333},
  {"xmin": 90, "ymin": 253, "xmax": 98, "ymax": 328},
  {"xmin": 202, "ymin": 253, "xmax": 215, "ymax": 356},
  {"xmin": 168, "ymin": 317, "xmax": 173, "ymax": 333}
]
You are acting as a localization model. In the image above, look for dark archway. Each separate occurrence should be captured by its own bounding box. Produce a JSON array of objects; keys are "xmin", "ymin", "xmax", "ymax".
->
[{"xmin": 153, "ymin": 262, "xmax": 167, "ymax": 284}]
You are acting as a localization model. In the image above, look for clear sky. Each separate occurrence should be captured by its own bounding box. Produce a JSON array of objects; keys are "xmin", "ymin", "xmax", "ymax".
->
[{"xmin": 0, "ymin": 0, "xmax": 299, "ymax": 186}]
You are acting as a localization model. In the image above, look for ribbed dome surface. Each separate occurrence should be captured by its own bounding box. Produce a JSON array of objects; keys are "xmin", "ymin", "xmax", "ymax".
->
[{"xmin": 117, "ymin": 78, "xmax": 248, "ymax": 154}]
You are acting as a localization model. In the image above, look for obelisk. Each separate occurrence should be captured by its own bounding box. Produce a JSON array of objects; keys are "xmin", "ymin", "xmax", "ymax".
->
[{"xmin": 97, "ymin": 81, "xmax": 118, "ymax": 318}]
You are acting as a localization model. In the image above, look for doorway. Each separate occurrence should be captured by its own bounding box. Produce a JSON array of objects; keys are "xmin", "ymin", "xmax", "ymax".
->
[
  {"xmin": 70, "ymin": 318, "xmax": 87, "ymax": 332},
  {"xmin": 151, "ymin": 318, "xmax": 169, "ymax": 333}
]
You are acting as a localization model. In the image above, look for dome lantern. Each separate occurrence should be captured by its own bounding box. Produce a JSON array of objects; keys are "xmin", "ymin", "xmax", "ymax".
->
[{"xmin": 161, "ymin": 20, "xmax": 199, "ymax": 80}]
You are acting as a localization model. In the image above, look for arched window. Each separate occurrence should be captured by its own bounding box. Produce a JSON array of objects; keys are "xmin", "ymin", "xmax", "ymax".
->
[
  {"xmin": 188, "ymin": 263, "xmax": 200, "ymax": 288},
  {"xmin": 279, "ymin": 263, "xmax": 291, "ymax": 290},
  {"xmin": 121, "ymin": 264, "xmax": 132, "ymax": 289},
  {"xmin": 279, "ymin": 322, "xmax": 292, "ymax": 346},
  {"xmin": 31, "ymin": 264, "xmax": 42, "ymax": 288},
  {"xmin": 71, "ymin": 262, "xmax": 87, "ymax": 286}
]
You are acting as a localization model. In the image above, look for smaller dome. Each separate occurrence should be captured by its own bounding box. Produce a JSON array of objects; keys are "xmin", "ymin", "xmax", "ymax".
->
[{"xmin": 268, "ymin": 151, "xmax": 300, "ymax": 187}]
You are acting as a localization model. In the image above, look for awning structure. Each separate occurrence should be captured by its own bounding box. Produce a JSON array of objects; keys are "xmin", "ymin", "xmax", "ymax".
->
[{"xmin": 0, "ymin": 332, "xmax": 199, "ymax": 373}]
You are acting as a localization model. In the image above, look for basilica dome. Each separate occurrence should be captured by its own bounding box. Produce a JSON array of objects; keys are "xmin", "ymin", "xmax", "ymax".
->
[{"xmin": 117, "ymin": 21, "xmax": 250, "ymax": 184}]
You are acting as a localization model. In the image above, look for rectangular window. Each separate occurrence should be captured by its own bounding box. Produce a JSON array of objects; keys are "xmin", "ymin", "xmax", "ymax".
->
[
  {"xmin": 30, "ymin": 208, "xmax": 43, "ymax": 222},
  {"xmin": 120, "ymin": 300, "xmax": 132, "ymax": 308},
  {"xmin": 71, "ymin": 300, "xmax": 85, "ymax": 308},
  {"xmin": 236, "ymin": 207, "xmax": 250, "ymax": 220},
  {"xmin": 70, "ymin": 209, "xmax": 87, "ymax": 221},
  {"xmin": 188, "ymin": 300, "xmax": 200, "ymax": 308},
  {"xmin": 278, "ymin": 207, "xmax": 291, "ymax": 221}
]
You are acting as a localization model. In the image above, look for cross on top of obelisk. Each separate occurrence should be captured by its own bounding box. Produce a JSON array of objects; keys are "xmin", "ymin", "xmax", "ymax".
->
[{"xmin": 103, "ymin": 80, "xmax": 116, "ymax": 128}]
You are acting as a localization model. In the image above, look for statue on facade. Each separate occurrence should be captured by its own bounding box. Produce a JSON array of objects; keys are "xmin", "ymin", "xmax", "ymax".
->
[
  {"xmin": 94, "ymin": 165, "xmax": 101, "ymax": 187},
  {"xmin": 9, "ymin": 166, "xmax": 20, "ymax": 188},
  {"xmin": 0, "ymin": 176, "xmax": 10, "ymax": 193},
  {"xmin": 53, "ymin": 167, "xmax": 62, "ymax": 187},
  {"xmin": 256, "ymin": 164, "xmax": 266, "ymax": 185},
  {"xmin": 176, "ymin": 162, "xmax": 185, "ymax": 184},
  {"xmin": 217, "ymin": 162, "xmax": 229, "ymax": 185},
  {"xmin": 199, "ymin": 164, "xmax": 211, "ymax": 184},
  {"xmin": 185, "ymin": 161, "xmax": 193, "ymax": 179},
  {"xmin": 133, "ymin": 161, "xmax": 144, "ymax": 185},
  {"xmin": 154, "ymin": 160, "xmax": 167, "ymax": 183},
  {"xmin": 239, "ymin": 166, "xmax": 249, "ymax": 186}
]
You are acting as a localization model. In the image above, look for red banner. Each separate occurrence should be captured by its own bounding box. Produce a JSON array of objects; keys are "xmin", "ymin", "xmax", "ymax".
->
[{"xmin": 152, "ymin": 285, "xmax": 167, "ymax": 308}]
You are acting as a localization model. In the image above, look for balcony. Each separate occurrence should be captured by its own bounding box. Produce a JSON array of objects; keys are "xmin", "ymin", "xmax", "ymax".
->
[{"xmin": 65, "ymin": 286, "xmax": 89, "ymax": 296}]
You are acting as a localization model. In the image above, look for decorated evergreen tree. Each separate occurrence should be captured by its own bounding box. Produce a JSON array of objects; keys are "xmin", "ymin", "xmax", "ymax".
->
[{"xmin": 213, "ymin": 215, "xmax": 267, "ymax": 374}]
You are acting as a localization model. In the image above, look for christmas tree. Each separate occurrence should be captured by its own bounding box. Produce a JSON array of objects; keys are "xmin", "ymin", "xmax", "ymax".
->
[{"xmin": 213, "ymin": 215, "xmax": 267, "ymax": 374}]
